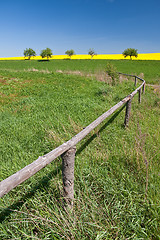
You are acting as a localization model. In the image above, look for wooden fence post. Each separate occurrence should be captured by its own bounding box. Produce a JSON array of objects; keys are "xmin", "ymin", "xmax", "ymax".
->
[
  {"xmin": 124, "ymin": 98, "xmax": 132, "ymax": 127},
  {"xmin": 135, "ymin": 76, "xmax": 137, "ymax": 87},
  {"xmin": 138, "ymin": 88, "xmax": 141, "ymax": 103},
  {"xmin": 142, "ymin": 83, "xmax": 145, "ymax": 94},
  {"xmin": 61, "ymin": 146, "xmax": 76, "ymax": 208}
]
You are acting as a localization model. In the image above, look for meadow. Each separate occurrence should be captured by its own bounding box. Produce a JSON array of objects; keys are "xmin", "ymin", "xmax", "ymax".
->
[
  {"xmin": 0, "ymin": 59, "xmax": 160, "ymax": 85},
  {"xmin": 0, "ymin": 60, "xmax": 160, "ymax": 239}
]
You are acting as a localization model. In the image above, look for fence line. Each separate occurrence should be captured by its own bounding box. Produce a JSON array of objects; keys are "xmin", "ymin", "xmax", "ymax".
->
[{"xmin": 0, "ymin": 73, "xmax": 145, "ymax": 205}]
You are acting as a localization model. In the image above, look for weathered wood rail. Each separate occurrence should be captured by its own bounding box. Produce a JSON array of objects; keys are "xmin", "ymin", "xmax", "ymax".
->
[{"xmin": 0, "ymin": 73, "xmax": 145, "ymax": 205}]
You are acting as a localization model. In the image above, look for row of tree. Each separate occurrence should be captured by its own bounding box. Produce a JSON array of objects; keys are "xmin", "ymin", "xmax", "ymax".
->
[
  {"xmin": 23, "ymin": 48, "xmax": 138, "ymax": 60},
  {"xmin": 24, "ymin": 48, "xmax": 52, "ymax": 60},
  {"xmin": 23, "ymin": 48, "xmax": 96, "ymax": 60}
]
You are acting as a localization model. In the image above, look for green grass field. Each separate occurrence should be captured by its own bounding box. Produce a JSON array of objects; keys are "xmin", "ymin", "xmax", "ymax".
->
[
  {"xmin": 0, "ymin": 60, "xmax": 160, "ymax": 239},
  {"xmin": 0, "ymin": 59, "xmax": 160, "ymax": 84}
]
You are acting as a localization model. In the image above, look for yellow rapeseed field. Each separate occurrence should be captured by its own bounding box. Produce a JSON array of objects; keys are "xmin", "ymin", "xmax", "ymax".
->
[{"xmin": 0, "ymin": 53, "xmax": 160, "ymax": 60}]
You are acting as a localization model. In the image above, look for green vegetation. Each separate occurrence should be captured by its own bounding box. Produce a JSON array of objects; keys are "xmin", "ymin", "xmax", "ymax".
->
[
  {"xmin": 106, "ymin": 63, "xmax": 119, "ymax": 85},
  {"xmin": 65, "ymin": 49, "xmax": 75, "ymax": 59},
  {"xmin": 23, "ymin": 48, "xmax": 36, "ymax": 60},
  {"xmin": 40, "ymin": 48, "xmax": 53, "ymax": 60},
  {"xmin": 88, "ymin": 48, "xmax": 96, "ymax": 59},
  {"xmin": 0, "ymin": 60, "xmax": 160, "ymax": 239},
  {"xmin": 122, "ymin": 48, "xmax": 138, "ymax": 59}
]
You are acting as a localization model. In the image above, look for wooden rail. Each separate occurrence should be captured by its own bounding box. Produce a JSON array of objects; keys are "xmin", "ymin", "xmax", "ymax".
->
[{"xmin": 0, "ymin": 73, "xmax": 145, "ymax": 205}]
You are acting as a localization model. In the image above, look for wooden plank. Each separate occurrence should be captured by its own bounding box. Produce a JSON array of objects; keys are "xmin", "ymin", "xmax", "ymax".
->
[
  {"xmin": 136, "ymin": 77, "xmax": 145, "ymax": 82},
  {"xmin": 130, "ymin": 82, "xmax": 145, "ymax": 98},
  {"xmin": 118, "ymin": 72, "xmax": 135, "ymax": 78},
  {"xmin": 118, "ymin": 73, "xmax": 145, "ymax": 83}
]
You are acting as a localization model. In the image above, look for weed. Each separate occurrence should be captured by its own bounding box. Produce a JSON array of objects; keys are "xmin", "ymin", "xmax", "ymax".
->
[{"xmin": 106, "ymin": 63, "xmax": 119, "ymax": 85}]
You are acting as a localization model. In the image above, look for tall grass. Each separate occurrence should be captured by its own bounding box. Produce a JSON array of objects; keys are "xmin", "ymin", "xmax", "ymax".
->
[{"xmin": 0, "ymin": 60, "xmax": 160, "ymax": 239}]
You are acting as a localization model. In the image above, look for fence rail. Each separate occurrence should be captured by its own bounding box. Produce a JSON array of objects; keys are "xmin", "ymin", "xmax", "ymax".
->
[{"xmin": 0, "ymin": 73, "xmax": 145, "ymax": 205}]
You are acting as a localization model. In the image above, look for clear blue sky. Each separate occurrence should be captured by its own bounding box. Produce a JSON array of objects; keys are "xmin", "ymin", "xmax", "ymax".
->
[{"xmin": 0, "ymin": 0, "xmax": 159, "ymax": 57}]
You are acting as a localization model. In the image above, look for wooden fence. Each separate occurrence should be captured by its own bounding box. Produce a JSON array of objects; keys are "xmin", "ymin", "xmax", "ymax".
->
[{"xmin": 0, "ymin": 73, "xmax": 145, "ymax": 207}]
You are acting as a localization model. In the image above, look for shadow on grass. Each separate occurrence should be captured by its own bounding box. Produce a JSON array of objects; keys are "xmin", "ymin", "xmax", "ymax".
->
[
  {"xmin": 0, "ymin": 104, "xmax": 126, "ymax": 223},
  {"xmin": 0, "ymin": 165, "xmax": 61, "ymax": 223},
  {"xmin": 38, "ymin": 59, "xmax": 50, "ymax": 62},
  {"xmin": 76, "ymin": 104, "xmax": 126, "ymax": 155}
]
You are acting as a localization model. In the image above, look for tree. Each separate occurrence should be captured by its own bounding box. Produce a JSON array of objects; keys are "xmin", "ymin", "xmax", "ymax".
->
[
  {"xmin": 122, "ymin": 48, "xmax": 138, "ymax": 59},
  {"xmin": 40, "ymin": 48, "xmax": 53, "ymax": 60},
  {"xmin": 23, "ymin": 48, "xmax": 36, "ymax": 60},
  {"xmin": 65, "ymin": 49, "xmax": 75, "ymax": 59},
  {"xmin": 88, "ymin": 48, "xmax": 96, "ymax": 59}
]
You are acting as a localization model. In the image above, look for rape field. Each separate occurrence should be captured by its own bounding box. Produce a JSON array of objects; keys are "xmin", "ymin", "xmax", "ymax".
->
[{"xmin": 0, "ymin": 52, "xmax": 160, "ymax": 60}]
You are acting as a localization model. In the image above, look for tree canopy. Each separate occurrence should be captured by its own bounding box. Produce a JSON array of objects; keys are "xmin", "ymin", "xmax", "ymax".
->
[
  {"xmin": 122, "ymin": 48, "xmax": 138, "ymax": 59},
  {"xmin": 88, "ymin": 49, "xmax": 96, "ymax": 59},
  {"xmin": 23, "ymin": 48, "xmax": 36, "ymax": 60},
  {"xmin": 40, "ymin": 48, "xmax": 53, "ymax": 60},
  {"xmin": 65, "ymin": 49, "xmax": 75, "ymax": 59}
]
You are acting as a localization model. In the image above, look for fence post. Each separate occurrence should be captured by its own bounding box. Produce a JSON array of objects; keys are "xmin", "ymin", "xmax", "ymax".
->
[
  {"xmin": 138, "ymin": 88, "xmax": 141, "ymax": 103},
  {"xmin": 61, "ymin": 146, "xmax": 76, "ymax": 209},
  {"xmin": 135, "ymin": 76, "xmax": 137, "ymax": 87},
  {"xmin": 124, "ymin": 98, "xmax": 132, "ymax": 127},
  {"xmin": 142, "ymin": 83, "xmax": 145, "ymax": 94}
]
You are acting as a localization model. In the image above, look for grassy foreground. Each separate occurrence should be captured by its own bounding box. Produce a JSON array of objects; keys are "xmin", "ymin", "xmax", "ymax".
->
[{"xmin": 0, "ymin": 60, "xmax": 160, "ymax": 239}]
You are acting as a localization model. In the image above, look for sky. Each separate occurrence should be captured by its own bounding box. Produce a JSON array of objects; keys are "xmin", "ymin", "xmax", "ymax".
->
[{"xmin": 0, "ymin": 0, "xmax": 160, "ymax": 57}]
